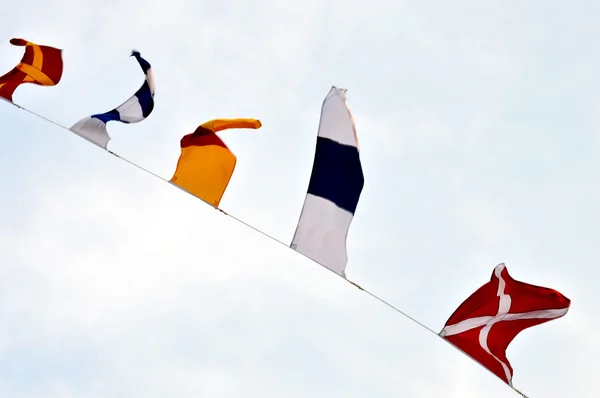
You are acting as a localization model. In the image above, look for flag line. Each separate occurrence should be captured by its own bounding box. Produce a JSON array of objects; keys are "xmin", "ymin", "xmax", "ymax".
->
[{"xmin": 5, "ymin": 101, "xmax": 530, "ymax": 397}]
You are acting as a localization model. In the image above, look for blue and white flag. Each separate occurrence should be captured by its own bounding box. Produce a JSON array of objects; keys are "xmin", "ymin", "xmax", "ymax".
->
[
  {"xmin": 70, "ymin": 50, "xmax": 155, "ymax": 148},
  {"xmin": 290, "ymin": 86, "xmax": 364, "ymax": 277}
]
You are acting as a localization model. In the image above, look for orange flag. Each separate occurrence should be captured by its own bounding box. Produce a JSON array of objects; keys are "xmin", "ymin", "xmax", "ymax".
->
[
  {"xmin": 170, "ymin": 118, "xmax": 262, "ymax": 207},
  {"xmin": 0, "ymin": 38, "xmax": 63, "ymax": 102}
]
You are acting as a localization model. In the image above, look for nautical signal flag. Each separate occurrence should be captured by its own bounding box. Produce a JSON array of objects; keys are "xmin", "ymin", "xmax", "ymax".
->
[
  {"xmin": 170, "ymin": 118, "xmax": 262, "ymax": 207},
  {"xmin": 439, "ymin": 263, "xmax": 570, "ymax": 386},
  {"xmin": 290, "ymin": 86, "xmax": 364, "ymax": 277},
  {"xmin": 70, "ymin": 50, "xmax": 155, "ymax": 148},
  {"xmin": 0, "ymin": 38, "xmax": 63, "ymax": 102}
]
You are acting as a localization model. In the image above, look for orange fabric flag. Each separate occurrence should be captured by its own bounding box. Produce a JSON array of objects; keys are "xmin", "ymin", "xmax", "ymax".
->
[
  {"xmin": 170, "ymin": 118, "xmax": 261, "ymax": 207},
  {"xmin": 0, "ymin": 38, "xmax": 63, "ymax": 102}
]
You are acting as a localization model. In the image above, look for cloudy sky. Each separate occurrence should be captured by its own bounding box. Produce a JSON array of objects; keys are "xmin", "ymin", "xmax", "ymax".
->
[{"xmin": 0, "ymin": 0, "xmax": 598, "ymax": 397}]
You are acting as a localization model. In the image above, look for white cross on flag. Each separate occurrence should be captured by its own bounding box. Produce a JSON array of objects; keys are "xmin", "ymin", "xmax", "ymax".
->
[{"xmin": 439, "ymin": 263, "xmax": 570, "ymax": 386}]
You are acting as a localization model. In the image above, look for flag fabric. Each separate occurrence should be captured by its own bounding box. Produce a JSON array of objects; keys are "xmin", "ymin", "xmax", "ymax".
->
[
  {"xmin": 290, "ymin": 86, "xmax": 364, "ymax": 277},
  {"xmin": 69, "ymin": 50, "xmax": 155, "ymax": 148},
  {"xmin": 439, "ymin": 263, "xmax": 570, "ymax": 386},
  {"xmin": 170, "ymin": 118, "xmax": 262, "ymax": 207},
  {"xmin": 0, "ymin": 38, "xmax": 63, "ymax": 102}
]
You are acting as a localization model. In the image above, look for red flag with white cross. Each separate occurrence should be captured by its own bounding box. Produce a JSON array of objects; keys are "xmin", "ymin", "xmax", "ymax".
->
[{"xmin": 440, "ymin": 263, "xmax": 570, "ymax": 386}]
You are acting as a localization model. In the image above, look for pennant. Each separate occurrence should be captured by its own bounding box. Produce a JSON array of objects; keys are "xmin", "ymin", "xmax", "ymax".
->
[
  {"xmin": 69, "ymin": 50, "xmax": 155, "ymax": 148},
  {"xmin": 170, "ymin": 118, "xmax": 262, "ymax": 207},
  {"xmin": 290, "ymin": 86, "xmax": 364, "ymax": 277},
  {"xmin": 439, "ymin": 263, "xmax": 570, "ymax": 386},
  {"xmin": 0, "ymin": 38, "xmax": 63, "ymax": 102}
]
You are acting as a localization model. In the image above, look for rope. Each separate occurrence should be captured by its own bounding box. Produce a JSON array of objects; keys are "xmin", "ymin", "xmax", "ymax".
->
[
  {"xmin": 4, "ymin": 100, "xmax": 531, "ymax": 397},
  {"xmin": 513, "ymin": 388, "xmax": 529, "ymax": 398}
]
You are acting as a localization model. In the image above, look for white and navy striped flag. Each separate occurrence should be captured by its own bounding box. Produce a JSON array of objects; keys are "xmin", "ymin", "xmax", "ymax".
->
[
  {"xmin": 69, "ymin": 50, "xmax": 155, "ymax": 149},
  {"xmin": 291, "ymin": 86, "xmax": 364, "ymax": 277}
]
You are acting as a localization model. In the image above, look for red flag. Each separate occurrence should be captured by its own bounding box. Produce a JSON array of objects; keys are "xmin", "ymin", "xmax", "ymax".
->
[
  {"xmin": 0, "ymin": 38, "xmax": 63, "ymax": 102},
  {"xmin": 440, "ymin": 263, "xmax": 570, "ymax": 386}
]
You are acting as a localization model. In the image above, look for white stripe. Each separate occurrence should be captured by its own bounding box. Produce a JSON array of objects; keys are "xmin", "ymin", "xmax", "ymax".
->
[
  {"xmin": 440, "ymin": 315, "xmax": 493, "ymax": 337},
  {"xmin": 290, "ymin": 194, "xmax": 353, "ymax": 276},
  {"xmin": 495, "ymin": 263, "xmax": 506, "ymax": 295},
  {"xmin": 316, "ymin": 87, "xmax": 358, "ymax": 148},
  {"xmin": 69, "ymin": 117, "xmax": 111, "ymax": 149},
  {"xmin": 116, "ymin": 96, "xmax": 144, "ymax": 123},
  {"xmin": 478, "ymin": 266, "xmax": 513, "ymax": 386},
  {"xmin": 444, "ymin": 307, "xmax": 570, "ymax": 337},
  {"xmin": 146, "ymin": 67, "xmax": 155, "ymax": 95},
  {"xmin": 503, "ymin": 308, "xmax": 569, "ymax": 321}
]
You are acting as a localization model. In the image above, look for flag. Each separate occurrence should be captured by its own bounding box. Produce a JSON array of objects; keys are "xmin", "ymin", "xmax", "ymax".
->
[
  {"xmin": 439, "ymin": 263, "xmax": 570, "ymax": 386},
  {"xmin": 170, "ymin": 118, "xmax": 262, "ymax": 207},
  {"xmin": 290, "ymin": 86, "xmax": 364, "ymax": 277},
  {"xmin": 69, "ymin": 50, "xmax": 155, "ymax": 148},
  {"xmin": 0, "ymin": 38, "xmax": 63, "ymax": 102}
]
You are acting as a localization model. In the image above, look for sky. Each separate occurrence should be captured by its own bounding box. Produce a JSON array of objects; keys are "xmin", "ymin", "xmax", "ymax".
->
[{"xmin": 0, "ymin": 0, "xmax": 598, "ymax": 397}]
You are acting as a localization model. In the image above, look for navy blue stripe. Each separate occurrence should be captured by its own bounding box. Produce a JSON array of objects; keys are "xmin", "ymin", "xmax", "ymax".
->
[
  {"xmin": 134, "ymin": 81, "xmax": 154, "ymax": 118},
  {"xmin": 307, "ymin": 136, "xmax": 364, "ymax": 214},
  {"xmin": 131, "ymin": 51, "xmax": 152, "ymax": 73},
  {"xmin": 91, "ymin": 109, "xmax": 120, "ymax": 124}
]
